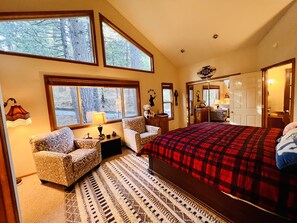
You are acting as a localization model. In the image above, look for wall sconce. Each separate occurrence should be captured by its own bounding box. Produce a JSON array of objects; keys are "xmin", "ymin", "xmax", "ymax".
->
[
  {"xmin": 3, "ymin": 98, "xmax": 32, "ymax": 184},
  {"xmin": 174, "ymin": 90, "xmax": 178, "ymax": 106},
  {"xmin": 4, "ymin": 98, "xmax": 32, "ymax": 128},
  {"xmin": 92, "ymin": 112, "xmax": 106, "ymax": 140}
]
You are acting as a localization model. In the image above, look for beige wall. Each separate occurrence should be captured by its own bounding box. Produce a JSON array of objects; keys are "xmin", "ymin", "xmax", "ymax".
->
[
  {"xmin": 257, "ymin": 0, "xmax": 297, "ymax": 119},
  {"xmin": 0, "ymin": 0, "xmax": 179, "ymax": 177}
]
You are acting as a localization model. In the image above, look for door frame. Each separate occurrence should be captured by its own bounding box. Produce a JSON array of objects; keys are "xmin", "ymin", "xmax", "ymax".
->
[
  {"xmin": 0, "ymin": 106, "xmax": 21, "ymax": 222},
  {"xmin": 261, "ymin": 58, "xmax": 295, "ymax": 128}
]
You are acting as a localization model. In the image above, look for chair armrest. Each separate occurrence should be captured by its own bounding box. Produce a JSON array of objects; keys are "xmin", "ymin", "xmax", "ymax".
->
[
  {"xmin": 145, "ymin": 125, "xmax": 161, "ymax": 135},
  {"xmin": 124, "ymin": 128, "xmax": 140, "ymax": 139},
  {"xmin": 123, "ymin": 128, "xmax": 141, "ymax": 151},
  {"xmin": 74, "ymin": 139, "xmax": 101, "ymax": 152},
  {"xmin": 33, "ymin": 151, "xmax": 74, "ymax": 186},
  {"xmin": 33, "ymin": 151, "xmax": 72, "ymax": 169}
]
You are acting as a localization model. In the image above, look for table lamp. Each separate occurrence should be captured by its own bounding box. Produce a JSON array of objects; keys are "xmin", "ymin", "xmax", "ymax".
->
[{"xmin": 92, "ymin": 112, "xmax": 106, "ymax": 140}]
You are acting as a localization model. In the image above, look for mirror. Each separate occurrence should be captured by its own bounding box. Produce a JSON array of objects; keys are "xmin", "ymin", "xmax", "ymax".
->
[{"xmin": 187, "ymin": 78, "xmax": 230, "ymax": 126}]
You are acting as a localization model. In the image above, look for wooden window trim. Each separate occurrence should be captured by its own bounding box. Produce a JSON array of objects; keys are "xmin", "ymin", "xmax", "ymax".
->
[
  {"xmin": 44, "ymin": 75, "xmax": 141, "ymax": 130},
  {"xmin": 0, "ymin": 11, "xmax": 98, "ymax": 66},
  {"xmin": 161, "ymin": 82, "xmax": 174, "ymax": 120},
  {"xmin": 99, "ymin": 14, "xmax": 154, "ymax": 73}
]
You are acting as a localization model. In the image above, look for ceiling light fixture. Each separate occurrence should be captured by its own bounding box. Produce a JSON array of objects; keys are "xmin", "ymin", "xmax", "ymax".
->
[
  {"xmin": 180, "ymin": 49, "xmax": 185, "ymax": 53},
  {"xmin": 197, "ymin": 65, "xmax": 216, "ymax": 79}
]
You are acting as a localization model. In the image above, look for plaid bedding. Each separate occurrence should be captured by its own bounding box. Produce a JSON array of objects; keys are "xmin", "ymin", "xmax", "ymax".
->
[{"xmin": 138, "ymin": 122, "xmax": 297, "ymax": 220}]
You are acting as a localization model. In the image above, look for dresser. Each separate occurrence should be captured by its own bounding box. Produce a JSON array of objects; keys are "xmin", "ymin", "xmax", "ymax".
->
[
  {"xmin": 194, "ymin": 107, "xmax": 209, "ymax": 123},
  {"xmin": 146, "ymin": 115, "xmax": 169, "ymax": 134}
]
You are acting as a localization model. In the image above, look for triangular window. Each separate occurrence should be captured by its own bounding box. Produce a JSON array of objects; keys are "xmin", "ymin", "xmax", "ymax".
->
[{"xmin": 100, "ymin": 14, "xmax": 154, "ymax": 73}]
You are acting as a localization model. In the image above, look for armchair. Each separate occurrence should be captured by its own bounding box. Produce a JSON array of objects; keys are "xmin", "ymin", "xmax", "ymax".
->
[
  {"xmin": 210, "ymin": 109, "xmax": 228, "ymax": 122},
  {"xmin": 29, "ymin": 127, "xmax": 101, "ymax": 187},
  {"xmin": 122, "ymin": 116, "xmax": 161, "ymax": 152}
]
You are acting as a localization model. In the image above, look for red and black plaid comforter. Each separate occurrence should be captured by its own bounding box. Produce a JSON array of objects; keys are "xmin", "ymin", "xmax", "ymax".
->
[{"xmin": 138, "ymin": 122, "xmax": 297, "ymax": 220}]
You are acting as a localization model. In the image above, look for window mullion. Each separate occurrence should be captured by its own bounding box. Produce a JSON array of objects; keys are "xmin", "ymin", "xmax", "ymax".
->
[
  {"xmin": 120, "ymin": 88, "xmax": 125, "ymax": 117},
  {"xmin": 77, "ymin": 87, "xmax": 84, "ymax": 125}
]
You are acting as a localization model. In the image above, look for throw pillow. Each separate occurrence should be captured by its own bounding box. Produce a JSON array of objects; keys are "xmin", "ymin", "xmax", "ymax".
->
[
  {"xmin": 276, "ymin": 128, "xmax": 297, "ymax": 170},
  {"xmin": 283, "ymin": 121, "xmax": 297, "ymax": 135}
]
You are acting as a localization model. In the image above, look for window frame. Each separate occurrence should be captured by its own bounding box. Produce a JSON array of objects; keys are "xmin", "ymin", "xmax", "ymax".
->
[
  {"xmin": 0, "ymin": 11, "xmax": 98, "ymax": 66},
  {"xmin": 99, "ymin": 14, "xmax": 154, "ymax": 73},
  {"xmin": 44, "ymin": 75, "xmax": 141, "ymax": 130},
  {"xmin": 161, "ymin": 82, "xmax": 174, "ymax": 120},
  {"xmin": 203, "ymin": 85, "xmax": 220, "ymax": 106}
]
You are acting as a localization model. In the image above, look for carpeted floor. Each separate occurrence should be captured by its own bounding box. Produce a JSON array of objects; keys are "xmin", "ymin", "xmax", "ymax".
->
[
  {"xmin": 17, "ymin": 148, "xmax": 131, "ymax": 223},
  {"xmin": 18, "ymin": 148, "xmax": 230, "ymax": 223},
  {"xmin": 65, "ymin": 153, "xmax": 229, "ymax": 223}
]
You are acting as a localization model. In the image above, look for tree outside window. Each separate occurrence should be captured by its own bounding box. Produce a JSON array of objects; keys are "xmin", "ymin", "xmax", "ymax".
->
[
  {"xmin": 0, "ymin": 11, "xmax": 97, "ymax": 64},
  {"xmin": 100, "ymin": 14, "xmax": 154, "ymax": 72},
  {"xmin": 45, "ymin": 76, "xmax": 140, "ymax": 130}
]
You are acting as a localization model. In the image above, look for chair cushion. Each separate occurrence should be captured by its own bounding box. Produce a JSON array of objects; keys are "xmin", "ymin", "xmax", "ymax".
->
[
  {"xmin": 122, "ymin": 116, "xmax": 146, "ymax": 133},
  {"xmin": 276, "ymin": 128, "xmax": 297, "ymax": 170},
  {"xmin": 70, "ymin": 148, "xmax": 99, "ymax": 174},
  {"xmin": 140, "ymin": 132, "xmax": 158, "ymax": 145},
  {"xmin": 30, "ymin": 127, "xmax": 75, "ymax": 154}
]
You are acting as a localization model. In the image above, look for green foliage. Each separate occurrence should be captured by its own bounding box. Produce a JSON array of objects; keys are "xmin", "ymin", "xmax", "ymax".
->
[
  {"xmin": 0, "ymin": 16, "xmax": 94, "ymax": 63},
  {"xmin": 102, "ymin": 22, "xmax": 151, "ymax": 71}
]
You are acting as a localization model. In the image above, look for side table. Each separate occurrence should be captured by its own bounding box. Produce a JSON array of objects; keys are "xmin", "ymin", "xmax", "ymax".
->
[{"xmin": 99, "ymin": 135, "xmax": 122, "ymax": 159}]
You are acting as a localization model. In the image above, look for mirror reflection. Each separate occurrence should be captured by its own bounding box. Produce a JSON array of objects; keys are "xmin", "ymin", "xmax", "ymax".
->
[{"xmin": 188, "ymin": 79, "xmax": 230, "ymax": 125}]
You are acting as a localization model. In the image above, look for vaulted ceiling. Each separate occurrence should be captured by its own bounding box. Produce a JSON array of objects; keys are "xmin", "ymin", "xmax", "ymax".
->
[{"xmin": 107, "ymin": 0, "xmax": 294, "ymax": 68}]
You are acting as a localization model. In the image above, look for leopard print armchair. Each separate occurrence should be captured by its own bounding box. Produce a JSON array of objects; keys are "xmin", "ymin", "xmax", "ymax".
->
[{"xmin": 29, "ymin": 127, "xmax": 101, "ymax": 187}]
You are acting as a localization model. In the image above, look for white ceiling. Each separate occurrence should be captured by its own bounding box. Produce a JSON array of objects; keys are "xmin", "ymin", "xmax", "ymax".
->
[{"xmin": 106, "ymin": 0, "xmax": 294, "ymax": 68}]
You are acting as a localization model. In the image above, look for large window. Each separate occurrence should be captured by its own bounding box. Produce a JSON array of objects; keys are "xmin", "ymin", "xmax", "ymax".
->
[
  {"xmin": 100, "ymin": 14, "xmax": 154, "ymax": 73},
  {"xmin": 44, "ymin": 76, "xmax": 140, "ymax": 130},
  {"xmin": 0, "ymin": 11, "xmax": 97, "ymax": 65},
  {"xmin": 162, "ymin": 83, "xmax": 174, "ymax": 119}
]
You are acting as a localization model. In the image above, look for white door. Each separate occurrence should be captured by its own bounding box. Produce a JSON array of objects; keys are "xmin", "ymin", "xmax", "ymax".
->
[{"xmin": 229, "ymin": 72, "xmax": 262, "ymax": 127}]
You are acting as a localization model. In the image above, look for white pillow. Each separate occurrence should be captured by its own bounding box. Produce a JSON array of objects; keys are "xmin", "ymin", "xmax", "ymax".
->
[{"xmin": 283, "ymin": 122, "xmax": 297, "ymax": 135}]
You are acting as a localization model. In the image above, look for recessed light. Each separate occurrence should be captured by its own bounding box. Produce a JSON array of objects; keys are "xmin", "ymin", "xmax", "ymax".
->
[
  {"xmin": 213, "ymin": 34, "xmax": 219, "ymax": 39},
  {"xmin": 180, "ymin": 49, "xmax": 185, "ymax": 53}
]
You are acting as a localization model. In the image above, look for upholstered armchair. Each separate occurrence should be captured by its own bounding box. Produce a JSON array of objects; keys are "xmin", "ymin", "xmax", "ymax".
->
[
  {"xmin": 210, "ymin": 109, "xmax": 228, "ymax": 122},
  {"xmin": 29, "ymin": 127, "xmax": 101, "ymax": 187},
  {"xmin": 122, "ymin": 116, "xmax": 161, "ymax": 152}
]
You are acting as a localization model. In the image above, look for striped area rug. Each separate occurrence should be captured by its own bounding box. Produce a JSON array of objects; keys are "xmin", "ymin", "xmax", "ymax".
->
[{"xmin": 65, "ymin": 154, "xmax": 229, "ymax": 223}]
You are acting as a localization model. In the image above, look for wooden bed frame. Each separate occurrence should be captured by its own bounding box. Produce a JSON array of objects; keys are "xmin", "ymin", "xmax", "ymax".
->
[{"xmin": 148, "ymin": 156, "xmax": 291, "ymax": 223}]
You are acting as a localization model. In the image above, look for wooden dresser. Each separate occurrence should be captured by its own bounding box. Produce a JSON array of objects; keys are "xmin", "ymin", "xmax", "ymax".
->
[
  {"xmin": 194, "ymin": 107, "xmax": 208, "ymax": 123},
  {"xmin": 146, "ymin": 115, "xmax": 169, "ymax": 134}
]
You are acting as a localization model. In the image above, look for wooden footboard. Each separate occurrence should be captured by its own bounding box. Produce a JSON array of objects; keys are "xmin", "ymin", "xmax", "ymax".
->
[{"xmin": 148, "ymin": 156, "xmax": 290, "ymax": 223}]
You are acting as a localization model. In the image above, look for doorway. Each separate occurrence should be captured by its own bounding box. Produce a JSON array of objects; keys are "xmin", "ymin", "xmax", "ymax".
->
[{"xmin": 262, "ymin": 58, "xmax": 295, "ymax": 128}]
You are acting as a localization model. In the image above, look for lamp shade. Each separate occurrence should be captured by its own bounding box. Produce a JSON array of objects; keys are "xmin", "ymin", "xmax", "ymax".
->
[
  {"xmin": 92, "ymin": 112, "xmax": 106, "ymax": 125},
  {"xmin": 6, "ymin": 105, "xmax": 32, "ymax": 128}
]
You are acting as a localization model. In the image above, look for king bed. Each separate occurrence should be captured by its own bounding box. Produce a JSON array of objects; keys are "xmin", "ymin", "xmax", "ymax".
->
[{"xmin": 137, "ymin": 122, "xmax": 297, "ymax": 223}]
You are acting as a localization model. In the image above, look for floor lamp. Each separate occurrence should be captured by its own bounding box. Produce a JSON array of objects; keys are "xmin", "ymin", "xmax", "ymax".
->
[{"xmin": 4, "ymin": 98, "xmax": 32, "ymax": 184}]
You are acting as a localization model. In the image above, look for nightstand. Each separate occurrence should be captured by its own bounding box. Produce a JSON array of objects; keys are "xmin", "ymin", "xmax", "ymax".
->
[{"xmin": 99, "ymin": 136, "xmax": 122, "ymax": 159}]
